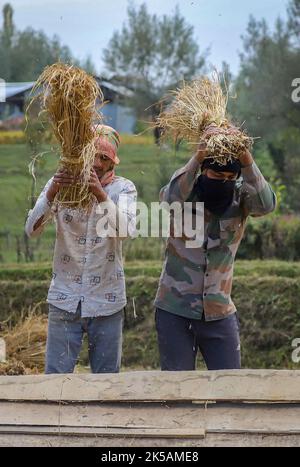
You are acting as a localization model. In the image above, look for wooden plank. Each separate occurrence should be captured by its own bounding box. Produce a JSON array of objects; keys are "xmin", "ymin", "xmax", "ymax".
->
[
  {"xmin": 1, "ymin": 401, "xmax": 300, "ymax": 434},
  {"xmin": 205, "ymin": 403, "xmax": 300, "ymax": 434},
  {"xmin": 0, "ymin": 370, "xmax": 300, "ymax": 402},
  {"xmin": 0, "ymin": 425, "xmax": 205, "ymax": 439},
  {"xmin": 1, "ymin": 432, "xmax": 300, "ymax": 447}
]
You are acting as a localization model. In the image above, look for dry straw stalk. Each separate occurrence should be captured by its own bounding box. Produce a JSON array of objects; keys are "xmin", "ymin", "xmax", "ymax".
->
[
  {"xmin": 29, "ymin": 62, "xmax": 104, "ymax": 208},
  {"xmin": 2, "ymin": 307, "xmax": 48, "ymax": 372},
  {"xmin": 156, "ymin": 75, "xmax": 253, "ymax": 165}
]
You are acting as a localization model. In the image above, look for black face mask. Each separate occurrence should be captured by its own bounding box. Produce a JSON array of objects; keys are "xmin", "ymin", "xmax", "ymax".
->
[{"xmin": 195, "ymin": 174, "xmax": 236, "ymax": 216}]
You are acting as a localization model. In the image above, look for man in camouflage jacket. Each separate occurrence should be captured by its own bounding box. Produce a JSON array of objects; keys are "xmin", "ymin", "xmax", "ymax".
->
[{"xmin": 154, "ymin": 126, "xmax": 276, "ymax": 371}]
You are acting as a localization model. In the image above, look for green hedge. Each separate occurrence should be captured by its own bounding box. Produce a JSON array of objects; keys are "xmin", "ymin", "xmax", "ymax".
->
[
  {"xmin": 1, "ymin": 259, "xmax": 300, "ymax": 282},
  {"xmin": 238, "ymin": 215, "xmax": 300, "ymax": 261},
  {"xmin": 0, "ymin": 262, "xmax": 163, "ymax": 281},
  {"xmin": 1, "ymin": 272, "xmax": 300, "ymax": 370},
  {"xmin": 1, "ymin": 215, "xmax": 300, "ymax": 263}
]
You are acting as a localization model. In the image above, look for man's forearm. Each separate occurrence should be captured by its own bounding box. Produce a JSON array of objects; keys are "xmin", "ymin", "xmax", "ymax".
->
[
  {"xmin": 95, "ymin": 191, "xmax": 108, "ymax": 203},
  {"xmin": 33, "ymin": 215, "xmax": 45, "ymax": 232},
  {"xmin": 241, "ymin": 159, "xmax": 276, "ymax": 216},
  {"xmin": 195, "ymin": 141, "xmax": 208, "ymax": 164},
  {"xmin": 46, "ymin": 187, "xmax": 57, "ymax": 203},
  {"xmin": 240, "ymin": 149, "xmax": 254, "ymax": 168}
]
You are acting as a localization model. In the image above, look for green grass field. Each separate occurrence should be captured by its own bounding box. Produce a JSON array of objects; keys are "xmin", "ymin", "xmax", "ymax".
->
[{"xmin": 0, "ymin": 138, "xmax": 189, "ymax": 262}]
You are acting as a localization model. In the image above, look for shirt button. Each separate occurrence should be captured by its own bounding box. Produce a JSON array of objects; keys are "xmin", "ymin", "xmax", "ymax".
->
[
  {"xmin": 206, "ymin": 273, "xmax": 209, "ymax": 277},
  {"xmin": 204, "ymin": 293, "xmax": 207, "ymax": 296}
]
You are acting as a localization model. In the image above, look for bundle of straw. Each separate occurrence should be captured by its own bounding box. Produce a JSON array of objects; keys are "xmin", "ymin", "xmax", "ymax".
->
[
  {"xmin": 2, "ymin": 310, "xmax": 48, "ymax": 372},
  {"xmin": 30, "ymin": 62, "xmax": 104, "ymax": 208},
  {"xmin": 156, "ymin": 75, "xmax": 253, "ymax": 165}
]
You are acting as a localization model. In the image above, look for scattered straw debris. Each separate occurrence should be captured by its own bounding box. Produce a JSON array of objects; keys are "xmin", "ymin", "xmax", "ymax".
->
[
  {"xmin": 2, "ymin": 310, "xmax": 48, "ymax": 372},
  {"xmin": 0, "ymin": 360, "xmax": 26, "ymax": 375}
]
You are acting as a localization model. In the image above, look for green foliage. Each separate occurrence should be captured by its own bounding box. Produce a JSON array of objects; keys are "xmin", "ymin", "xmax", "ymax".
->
[
  {"xmin": 154, "ymin": 153, "xmax": 178, "ymax": 194},
  {"xmin": 134, "ymin": 120, "xmax": 149, "ymax": 135},
  {"xmin": 24, "ymin": 120, "xmax": 52, "ymax": 157},
  {"xmin": 288, "ymin": 0, "xmax": 300, "ymax": 39},
  {"xmin": 2, "ymin": 259, "xmax": 300, "ymax": 282},
  {"xmin": 238, "ymin": 215, "xmax": 300, "ymax": 261},
  {"xmin": 252, "ymin": 143, "xmax": 276, "ymax": 178},
  {"xmin": 0, "ymin": 3, "xmax": 96, "ymax": 82},
  {"xmin": 103, "ymin": 2, "xmax": 207, "ymax": 117},
  {"xmin": 229, "ymin": 4, "xmax": 300, "ymax": 210}
]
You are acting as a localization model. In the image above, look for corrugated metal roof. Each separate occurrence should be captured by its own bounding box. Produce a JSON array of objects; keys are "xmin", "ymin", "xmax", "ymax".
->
[
  {"xmin": 100, "ymin": 80, "xmax": 133, "ymax": 97},
  {"xmin": 4, "ymin": 80, "xmax": 132, "ymax": 99},
  {"xmin": 5, "ymin": 82, "xmax": 35, "ymax": 98}
]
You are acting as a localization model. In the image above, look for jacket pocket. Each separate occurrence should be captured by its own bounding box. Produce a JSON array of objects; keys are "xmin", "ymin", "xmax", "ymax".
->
[{"xmin": 219, "ymin": 217, "xmax": 243, "ymax": 245}]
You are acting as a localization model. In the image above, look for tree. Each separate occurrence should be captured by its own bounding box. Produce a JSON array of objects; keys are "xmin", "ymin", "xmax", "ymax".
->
[
  {"xmin": 2, "ymin": 3, "xmax": 13, "ymax": 47},
  {"xmin": 80, "ymin": 55, "xmax": 97, "ymax": 75},
  {"xmin": 229, "ymin": 10, "xmax": 300, "ymax": 210},
  {"xmin": 288, "ymin": 0, "xmax": 300, "ymax": 41},
  {"xmin": 0, "ymin": 3, "xmax": 14, "ymax": 79},
  {"xmin": 7, "ymin": 30, "xmax": 74, "ymax": 82},
  {"xmin": 103, "ymin": 3, "xmax": 208, "ymax": 119},
  {"xmin": 0, "ymin": 3, "xmax": 96, "ymax": 82}
]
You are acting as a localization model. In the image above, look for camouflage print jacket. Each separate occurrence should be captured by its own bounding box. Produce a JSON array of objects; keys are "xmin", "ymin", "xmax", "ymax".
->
[{"xmin": 154, "ymin": 155, "xmax": 277, "ymax": 321}]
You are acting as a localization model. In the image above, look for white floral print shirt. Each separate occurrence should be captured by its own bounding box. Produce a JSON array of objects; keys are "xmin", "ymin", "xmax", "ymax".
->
[{"xmin": 25, "ymin": 176, "xmax": 137, "ymax": 317}]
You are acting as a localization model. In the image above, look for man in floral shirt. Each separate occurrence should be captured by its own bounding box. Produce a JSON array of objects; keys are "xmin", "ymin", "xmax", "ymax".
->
[{"xmin": 25, "ymin": 126, "xmax": 137, "ymax": 374}]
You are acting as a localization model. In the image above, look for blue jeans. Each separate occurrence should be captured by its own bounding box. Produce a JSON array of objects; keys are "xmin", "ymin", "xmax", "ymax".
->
[
  {"xmin": 155, "ymin": 308, "xmax": 241, "ymax": 371},
  {"xmin": 45, "ymin": 302, "xmax": 124, "ymax": 374}
]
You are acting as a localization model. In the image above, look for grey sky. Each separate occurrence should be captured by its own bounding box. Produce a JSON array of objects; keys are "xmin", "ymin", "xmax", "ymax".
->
[{"xmin": 6, "ymin": 0, "xmax": 288, "ymax": 76}]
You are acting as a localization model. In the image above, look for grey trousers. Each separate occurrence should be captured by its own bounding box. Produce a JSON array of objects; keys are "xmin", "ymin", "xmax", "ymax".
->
[{"xmin": 45, "ymin": 302, "xmax": 124, "ymax": 374}]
